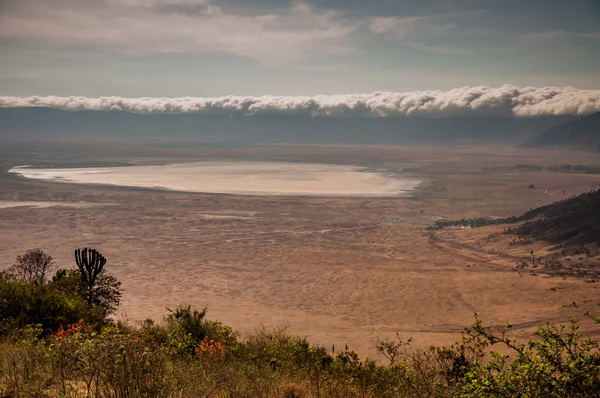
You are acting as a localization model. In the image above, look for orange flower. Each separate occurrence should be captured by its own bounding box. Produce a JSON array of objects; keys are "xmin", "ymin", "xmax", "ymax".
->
[
  {"xmin": 195, "ymin": 337, "xmax": 225, "ymax": 360},
  {"xmin": 51, "ymin": 320, "xmax": 91, "ymax": 339}
]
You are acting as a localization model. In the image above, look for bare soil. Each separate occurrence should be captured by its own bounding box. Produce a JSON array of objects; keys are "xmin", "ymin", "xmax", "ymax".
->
[{"xmin": 1, "ymin": 143, "xmax": 599, "ymax": 359}]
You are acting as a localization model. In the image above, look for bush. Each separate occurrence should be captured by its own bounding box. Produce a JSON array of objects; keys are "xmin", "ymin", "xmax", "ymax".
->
[
  {"xmin": 458, "ymin": 316, "xmax": 600, "ymax": 397},
  {"xmin": 0, "ymin": 277, "xmax": 89, "ymax": 336},
  {"xmin": 51, "ymin": 268, "xmax": 120, "ymax": 324}
]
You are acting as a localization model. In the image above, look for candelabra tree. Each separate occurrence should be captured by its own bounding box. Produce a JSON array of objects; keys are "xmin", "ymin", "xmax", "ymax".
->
[{"xmin": 74, "ymin": 248, "xmax": 121, "ymax": 315}]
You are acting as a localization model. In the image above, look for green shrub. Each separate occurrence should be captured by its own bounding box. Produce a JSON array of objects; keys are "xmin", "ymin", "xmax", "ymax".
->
[
  {"xmin": 458, "ymin": 316, "xmax": 600, "ymax": 397},
  {"xmin": 0, "ymin": 277, "xmax": 89, "ymax": 336}
]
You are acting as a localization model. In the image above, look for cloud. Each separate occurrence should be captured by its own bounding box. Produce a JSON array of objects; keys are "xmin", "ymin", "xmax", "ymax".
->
[
  {"xmin": 368, "ymin": 10, "xmax": 488, "ymax": 39},
  {"xmin": 581, "ymin": 32, "xmax": 600, "ymax": 39},
  {"xmin": 368, "ymin": 15, "xmax": 456, "ymax": 41},
  {"xmin": 1, "ymin": 86, "xmax": 599, "ymax": 117},
  {"xmin": 524, "ymin": 30, "xmax": 600, "ymax": 40},
  {"xmin": 368, "ymin": 10, "xmax": 485, "ymax": 55},
  {"xmin": 115, "ymin": 0, "xmax": 211, "ymax": 5},
  {"xmin": 405, "ymin": 42, "xmax": 468, "ymax": 55},
  {"xmin": 0, "ymin": 0, "xmax": 358, "ymax": 64}
]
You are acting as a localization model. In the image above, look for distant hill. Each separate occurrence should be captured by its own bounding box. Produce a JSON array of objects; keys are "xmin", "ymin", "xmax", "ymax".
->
[
  {"xmin": 512, "ymin": 189, "xmax": 600, "ymax": 246},
  {"xmin": 0, "ymin": 107, "xmax": 575, "ymax": 146},
  {"xmin": 431, "ymin": 189, "xmax": 600, "ymax": 246},
  {"xmin": 524, "ymin": 111, "xmax": 600, "ymax": 151}
]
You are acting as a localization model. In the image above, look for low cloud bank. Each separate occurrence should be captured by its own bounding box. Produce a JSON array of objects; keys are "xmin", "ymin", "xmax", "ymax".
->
[{"xmin": 1, "ymin": 86, "xmax": 599, "ymax": 117}]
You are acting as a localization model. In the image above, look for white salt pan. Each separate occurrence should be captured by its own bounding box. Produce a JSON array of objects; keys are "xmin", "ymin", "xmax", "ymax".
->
[{"xmin": 10, "ymin": 161, "xmax": 420, "ymax": 197}]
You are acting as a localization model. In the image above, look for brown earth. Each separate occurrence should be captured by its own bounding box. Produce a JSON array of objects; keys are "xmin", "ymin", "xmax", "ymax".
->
[{"xmin": 1, "ymin": 143, "xmax": 599, "ymax": 359}]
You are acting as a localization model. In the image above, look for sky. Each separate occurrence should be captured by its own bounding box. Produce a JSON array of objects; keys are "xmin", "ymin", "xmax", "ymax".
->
[{"xmin": 0, "ymin": 0, "xmax": 600, "ymax": 98}]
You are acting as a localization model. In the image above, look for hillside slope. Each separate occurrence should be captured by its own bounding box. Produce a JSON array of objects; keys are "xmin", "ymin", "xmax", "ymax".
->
[
  {"xmin": 512, "ymin": 189, "xmax": 600, "ymax": 246},
  {"xmin": 431, "ymin": 189, "xmax": 600, "ymax": 246},
  {"xmin": 524, "ymin": 111, "xmax": 600, "ymax": 151}
]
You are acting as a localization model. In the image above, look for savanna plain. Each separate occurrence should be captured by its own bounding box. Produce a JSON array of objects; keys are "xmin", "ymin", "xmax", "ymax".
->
[{"xmin": 1, "ymin": 142, "xmax": 599, "ymax": 359}]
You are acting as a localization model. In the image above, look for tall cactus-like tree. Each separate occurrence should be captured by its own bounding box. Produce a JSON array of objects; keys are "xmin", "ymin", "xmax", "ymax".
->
[{"xmin": 75, "ymin": 247, "xmax": 107, "ymax": 306}]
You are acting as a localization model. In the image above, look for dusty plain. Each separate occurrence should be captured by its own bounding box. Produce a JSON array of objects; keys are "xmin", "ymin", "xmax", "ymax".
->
[{"xmin": 1, "ymin": 142, "xmax": 600, "ymax": 359}]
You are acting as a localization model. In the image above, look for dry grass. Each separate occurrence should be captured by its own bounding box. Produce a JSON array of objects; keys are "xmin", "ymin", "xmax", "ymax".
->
[{"xmin": 1, "ymin": 144, "xmax": 600, "ymax": 358}]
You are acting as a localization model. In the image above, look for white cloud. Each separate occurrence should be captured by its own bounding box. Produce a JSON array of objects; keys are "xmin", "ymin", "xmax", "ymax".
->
[
  {"xmin": 0, "ymin": 0, "xmax": 358, "ymax": 64},
  {"xmin": 1, "ymin": 86, "xmax": 599, "ymax": 117},
  {"xmin": 368, "ymin": 10, "xmax": 488, "ymax": 39},
  {"xmin": 368, "ymin": 11, "xmax": 485, "ymax": 55},
  {"xmin": 369, "ymin": 16, "xmax": 455, "ymax": 40}
]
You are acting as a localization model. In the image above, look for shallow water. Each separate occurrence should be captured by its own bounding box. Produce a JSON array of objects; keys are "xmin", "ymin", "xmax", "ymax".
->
[{"xmin": 9, "ymin": 161, "xmax": 420, "ymax": 197}]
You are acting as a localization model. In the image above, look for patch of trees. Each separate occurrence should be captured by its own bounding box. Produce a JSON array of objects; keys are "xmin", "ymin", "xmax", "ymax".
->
[
  {"xmin": 429, "ymin": 216, "xmax": 519, "ymax": 230},
  {"xmin": 548, "ymin": 164, "xmax": 600, "ymax": 174},
  {"xmin": 516, "ymin": 164, "xmax": 543, "ymax": 171},
  {"xmin": 0, "ymin": 248, "xmax": 121, "ymax": 335},
  {"xmin": 512, "ymin": 245, "xmax": 600, "ymax": 280},
  {"xmin": 482, "ymin": 164, "xmax": 600, "ymax": 175}
]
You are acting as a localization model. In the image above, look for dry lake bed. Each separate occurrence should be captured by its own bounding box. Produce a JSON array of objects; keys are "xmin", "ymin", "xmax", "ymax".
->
[{"xmin": 10, "ymin": 161, "xmax": 421, "ymax": 197}]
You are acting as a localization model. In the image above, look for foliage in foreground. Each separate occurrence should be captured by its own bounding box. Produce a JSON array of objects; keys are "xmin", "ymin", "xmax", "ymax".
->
[
  {"xmin": 2, "ymin": 312, "xmax": 600, "ymax": 397},
  {"xmin": 2, "ymin": 249, "xmax": 600, "ymax": 397}
]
